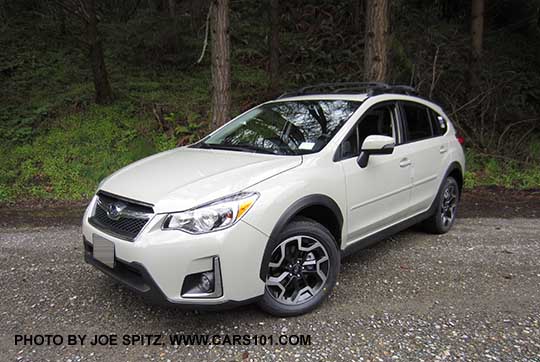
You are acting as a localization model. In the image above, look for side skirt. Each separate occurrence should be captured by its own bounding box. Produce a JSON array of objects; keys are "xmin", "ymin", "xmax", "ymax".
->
[{"xmin": 341, "ymin": 208, "xmax": 432, "ymax": 258}]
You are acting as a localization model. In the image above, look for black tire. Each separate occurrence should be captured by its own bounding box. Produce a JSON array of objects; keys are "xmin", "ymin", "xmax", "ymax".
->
[
  {"xmin": 258, "ymin": 217, "xmax": 340, "ymax": 317},
  {"xmin": 423, "ymin": 176, "xmax": 460, "ymax": 234}
]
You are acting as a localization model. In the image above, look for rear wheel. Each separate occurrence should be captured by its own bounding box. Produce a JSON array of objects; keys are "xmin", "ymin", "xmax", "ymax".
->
[
  {"xmin": 258, "ymin": 218, "xmax": 340, "ymax": 317},
  {"xmin": 423, "ymin": 176, "xmax": 460, "ymax": 234}
]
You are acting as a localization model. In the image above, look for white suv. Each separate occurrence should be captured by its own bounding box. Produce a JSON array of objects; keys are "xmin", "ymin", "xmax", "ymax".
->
[{"xmin": 82, "ymin": 83, "xmax": 465, "ymax": 316}]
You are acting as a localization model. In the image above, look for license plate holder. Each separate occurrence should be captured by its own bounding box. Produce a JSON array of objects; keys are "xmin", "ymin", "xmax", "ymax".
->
[{"xmin": 93, "ymin": 234, "xmax": 115, "ymax": 269}]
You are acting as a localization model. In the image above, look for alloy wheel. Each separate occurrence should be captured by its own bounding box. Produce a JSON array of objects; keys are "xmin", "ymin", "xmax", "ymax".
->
[
  {"xmin": 265, "ymin": 235, "xmax": 330, "ymax": 305},
  {"xmin": 441, "ymin": 183, "xmax": 458, "ymax": 227}
]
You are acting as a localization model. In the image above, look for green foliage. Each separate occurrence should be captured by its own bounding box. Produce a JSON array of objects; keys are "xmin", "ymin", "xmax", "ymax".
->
[
  {"xmin": 153, "ymin": 112, "xmax": 206, "ymax": 152},
  {"xmin": 0, "ymin": 106, "xmax": 156, "ymax": 201},
  {"xmin": 1, "ymin": 3, "xmax": 539, "ymax": 203},
  {"xmin": 153, "ymin": 133, "xmax": 178, "ymax": 153},
  {"xmin": 464, "ymin": 149, "xmax": 540, "ymax": 190}
]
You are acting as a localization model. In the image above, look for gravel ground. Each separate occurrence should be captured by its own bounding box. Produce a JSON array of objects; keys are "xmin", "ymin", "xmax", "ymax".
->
[{"xmin": 1, "ymin": 213, "xmax": 540, "ymax": 361}]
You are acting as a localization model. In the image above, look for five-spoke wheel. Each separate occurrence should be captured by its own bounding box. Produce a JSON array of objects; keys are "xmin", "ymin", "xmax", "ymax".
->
[
  {"xmin": 423, "ymin": 176, "xmax": 460, "ymax": 234},
  {"xmin": 441, "ymin": 182, "xmax": 458, "ymax": 228},
  {"xmin": 266, "ymin": 235, "xmax": 330, "ymax": 305},
  {"xmin": 258, "ymin": 218, "xmax": 339, "ymax": 316}
]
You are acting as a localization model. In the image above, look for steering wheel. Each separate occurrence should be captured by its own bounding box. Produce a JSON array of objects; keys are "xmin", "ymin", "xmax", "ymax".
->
[{"xmin": 263, "ymin": 138, "xmax": 295, "ymax": 155}]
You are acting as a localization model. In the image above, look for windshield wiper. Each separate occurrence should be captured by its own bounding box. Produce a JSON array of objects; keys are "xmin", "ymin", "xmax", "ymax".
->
[{"xmin": 196, "ymin": 142, "xmax": 276, "ymax": 155}]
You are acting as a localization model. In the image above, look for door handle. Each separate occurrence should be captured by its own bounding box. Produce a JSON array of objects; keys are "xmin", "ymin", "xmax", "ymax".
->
[
  {"xmin": 399, "ymin": 158, "xmax": 412, "ymax": 168},
  {"xmin": 440, "ymin": 145, "xmax": 448, "ymax": 154}
]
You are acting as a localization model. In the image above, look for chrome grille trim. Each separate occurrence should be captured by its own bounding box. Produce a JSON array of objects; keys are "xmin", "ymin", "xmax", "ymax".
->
[
  {"xmin": 89, "ymin": 191, "xmax": 154, "ymax": 241},
  {"xmin": 95, "ymin": 198, "xmax": 152, "ymax": 220}
]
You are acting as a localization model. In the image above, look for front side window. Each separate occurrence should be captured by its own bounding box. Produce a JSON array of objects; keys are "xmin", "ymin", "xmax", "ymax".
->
[
  {"xmin": 198, "ymin": 100, "xmax": 361, "ymax": 155},
  {"xmin": 402, "ymin": 103, "xmax": 433, "ymax": 142},
  {"xmin": 340, "ymin": 104, "xmax": 397, "ymax": 159}
]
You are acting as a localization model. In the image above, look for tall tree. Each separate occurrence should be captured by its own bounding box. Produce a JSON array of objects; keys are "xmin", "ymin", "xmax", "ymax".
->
[
  {"xmin": 471, "ymin": 0, "xmax": 484, "ymax": 59},
  {"xmin": 363, "ymin": 0, "xmax": 389, "ymax": 82},
  {"xmin": 168, "ymin": 0, "xmax": 178, "ymax": 53},
  {"xmin": 469, "ymin": 0, "xmax": 484, "ymax": 90},
  {"xmin": 353, "ymin": 0, "xmax": 364, "ymax": 33},
  {"xmin": 210, "ymin": 0, "xmax": 231, "ymax": 128},
  {"xmin": 268, "ymin": 0, "xmax": 279, "ymax": 92},
  {"xmin": 54, "ymin": 0, "xmax": 114, "ymax": 104},
  {"xmin": 167, "ymin": 0, "xmax": 175, "ymax": 17},
  {"xmin": 86, "ymin": 0, "xmax": 114, "ymax": 104}
]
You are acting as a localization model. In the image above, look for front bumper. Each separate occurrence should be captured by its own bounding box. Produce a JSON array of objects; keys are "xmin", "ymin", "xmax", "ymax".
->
[
  {"xmin": 82, "ymin": 198, "xmax": 268, "ymax": 306},
  {"xmin": 84, "ymin": 237, "xmax": 168, "ymax": 303}
]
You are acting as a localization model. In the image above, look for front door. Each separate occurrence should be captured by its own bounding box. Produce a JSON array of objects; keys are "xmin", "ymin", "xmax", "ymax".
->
[{"xmin": 338, "ymin": 102, "xmax": 413, "ymax": 246}]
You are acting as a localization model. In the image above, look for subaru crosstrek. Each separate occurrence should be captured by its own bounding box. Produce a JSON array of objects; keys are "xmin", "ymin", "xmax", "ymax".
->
[{"xmin": 82, "ymin": 83, "xmax": 465, "ymax": 316}]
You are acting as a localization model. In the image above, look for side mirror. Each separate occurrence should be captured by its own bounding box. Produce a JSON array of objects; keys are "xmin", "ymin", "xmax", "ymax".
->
[{"xmin": 357, "ymin": 135, "xmax": 395, "ymax": 168}]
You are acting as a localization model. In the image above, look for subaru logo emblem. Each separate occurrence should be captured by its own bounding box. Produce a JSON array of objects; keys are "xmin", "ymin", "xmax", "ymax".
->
[{"xmin": 106, "ymin": 202, "xmax": 126, "ymax": 220}]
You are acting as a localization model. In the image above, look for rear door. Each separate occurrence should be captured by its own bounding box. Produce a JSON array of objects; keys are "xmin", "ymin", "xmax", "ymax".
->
[{"xmin": 399, "ymin": 101, "xmax": 447, "ymax": 213}]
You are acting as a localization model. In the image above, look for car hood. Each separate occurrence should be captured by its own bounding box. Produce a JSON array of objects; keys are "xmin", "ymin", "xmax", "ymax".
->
[{"xmin": 100, "ymin": 147, "xmax": 302, "ymax": 213}]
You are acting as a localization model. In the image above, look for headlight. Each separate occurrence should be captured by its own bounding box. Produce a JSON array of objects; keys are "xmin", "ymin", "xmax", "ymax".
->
[{"xmin": 162, "ymin": 192, "xmax": 259, "ymax": 234}]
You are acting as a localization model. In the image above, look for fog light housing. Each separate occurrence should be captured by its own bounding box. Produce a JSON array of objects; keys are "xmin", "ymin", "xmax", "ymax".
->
[
  {"xmin": 181, "ymin": 257, "xmax": 222, "ymax": 298},
  {"xmin": 199, "ymin": 272, "xmax": 214, "ymax": 292}
]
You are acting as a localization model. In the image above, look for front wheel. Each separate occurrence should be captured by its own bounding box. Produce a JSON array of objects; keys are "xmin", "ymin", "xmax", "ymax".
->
[
  {"xmin": 423, "ymin": 176, "xmax": 460, "ymax": 234},
  {"xmin": 258, "ymin": 218, "xmax": 340, "ymax": 317}
]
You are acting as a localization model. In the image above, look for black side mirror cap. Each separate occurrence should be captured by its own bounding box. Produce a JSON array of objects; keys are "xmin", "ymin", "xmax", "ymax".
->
[
  {"xmin": 356, "ymin": 144, "xmax": 394, "ymax": 168},
  {"xmin": 357, "ymin": 151, "xmax": 370, "ymax": 168}
]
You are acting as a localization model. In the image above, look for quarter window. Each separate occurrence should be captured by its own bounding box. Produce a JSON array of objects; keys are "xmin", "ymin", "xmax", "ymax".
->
[
  {"xmin": 429, "ymin": 110, "xmax": 447, "ymax": 136},
  {"xmin": 402, "ymin": 103, "xmax": 433, "ymax": 142}
]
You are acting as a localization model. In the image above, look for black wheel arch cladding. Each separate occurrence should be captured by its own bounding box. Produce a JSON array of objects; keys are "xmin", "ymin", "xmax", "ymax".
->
[
  {"xmin": 258, "ymin": 194, "xmax": 343, "ymax": 281},
  {"xmin": 445, "ymin": 161, "xmax": 464, "ymax": 197}
]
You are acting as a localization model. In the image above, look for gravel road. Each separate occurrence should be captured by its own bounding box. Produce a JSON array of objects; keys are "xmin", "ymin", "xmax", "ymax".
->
[{"xmin": 1, "ymin": 207, "xmax": 540, "ymax": 361}]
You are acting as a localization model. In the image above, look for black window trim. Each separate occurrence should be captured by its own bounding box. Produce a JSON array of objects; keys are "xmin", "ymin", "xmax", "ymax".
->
[
  {"xmin": 398, "ymin": 100, "xmax": 440, "ymax": 144},
  {"xmin": 427, "ymin": 109, "xmax": 449, "ymax": 138},
  {"xmin": 333, "ymin": 100, "xmax": 402, "ymax": 162}
]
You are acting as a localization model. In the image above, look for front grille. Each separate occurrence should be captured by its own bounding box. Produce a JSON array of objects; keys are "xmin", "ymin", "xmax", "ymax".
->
[{"xmin": 89, "ymin": 192, "xmax": 154, "ymax": 241}]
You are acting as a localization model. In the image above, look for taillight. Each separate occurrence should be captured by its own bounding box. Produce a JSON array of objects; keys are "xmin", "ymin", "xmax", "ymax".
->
[{"xmin": 456, "ymin": 135, "xmax": 465, "ymax": 145}]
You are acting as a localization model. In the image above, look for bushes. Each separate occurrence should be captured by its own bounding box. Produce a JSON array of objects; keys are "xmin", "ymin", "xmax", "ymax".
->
[
  {"xmin": 0, "ymin": 106, "xmax": 155, "ymax": 202},
  {"xmin": 0, "ymin": 15, "xmax": 271, "ymax": 203},
  {"xmin": 1, "ymin": 3, "xmax": 539, "ymax": 203},
  {"xmin": 464, "ymin": 149, "xmax": 540, "ymax": 190}
]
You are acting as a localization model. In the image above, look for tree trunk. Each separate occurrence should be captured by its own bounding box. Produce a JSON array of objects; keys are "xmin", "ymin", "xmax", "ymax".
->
[
  {"xmin": 363, "ymin": 0, "xmax": 389, "ymax": 82},
  {"xmin": 268, "ymin": 0, "xmax": 279, "ymax": 91},
  {"xmin": 210, "ymin": 0, "xmax": 231, "ymax": 128},
  {"xmin": 469, "ymin": 0, "xmax": 484, "ymax": 90},
  {"xmin": 59, "ymin": 2, "xmax": 66, "ymax": 35},
  {"xmin": 86, "ymin": 0, "xmax": 114, "ymax": 104},
  {"xmin": 169, "ymin": 0, "xmax": 178, "ymax": 53},
  {"xmin": 471, "ymin": 0, "xmax": 484, "ymax": 59},
  {"xmin": 168, "ymin": 0, "xmax": 175, "ymax": 17},
  {"xmin": 353, "ymin": 0, "xmax": 364, "ymax": 33}
]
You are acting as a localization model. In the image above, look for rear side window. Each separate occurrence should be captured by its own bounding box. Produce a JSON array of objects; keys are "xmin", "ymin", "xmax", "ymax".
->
[
  {"xmin": 429, "ymin": 110, "xmax": 447, "ymax": 136},
  {"xmin": 402, "ymin": 103, "xmax": 433, "ymax": 142}
]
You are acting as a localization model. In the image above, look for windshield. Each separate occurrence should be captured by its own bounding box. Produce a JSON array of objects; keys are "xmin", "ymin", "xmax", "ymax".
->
[{"xmin": 196, "ymin": 100, "xmax": 361, "ymax": 155}]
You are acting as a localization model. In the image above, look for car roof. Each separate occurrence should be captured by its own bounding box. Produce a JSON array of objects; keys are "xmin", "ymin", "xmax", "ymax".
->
[
  {"xmin": 268, "ymin": 93, "xmax": 445, "ymax": 114},
  {"xmin": 270, "ymin": 93, "xmax": 369, "ymax": 102}
]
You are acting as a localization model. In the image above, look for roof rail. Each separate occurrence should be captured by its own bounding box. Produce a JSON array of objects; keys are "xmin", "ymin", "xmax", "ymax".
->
[{"xmin": 277, "ymin": 82, "xmax": 418, "ymax": 99}]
